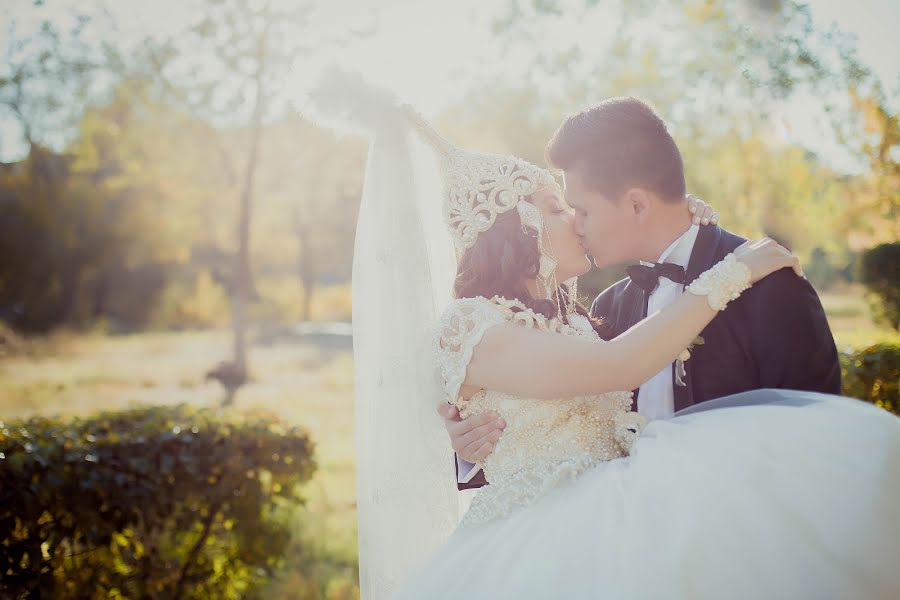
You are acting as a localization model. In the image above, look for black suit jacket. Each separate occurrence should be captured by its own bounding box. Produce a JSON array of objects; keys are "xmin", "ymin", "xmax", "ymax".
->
[
  {"xmin": 457, "ymin": 224, "xmax": 842, "ymax": 491},
  {"xmin": 590, "ymin": 224, "xmax": 842, "ymax": 413}
]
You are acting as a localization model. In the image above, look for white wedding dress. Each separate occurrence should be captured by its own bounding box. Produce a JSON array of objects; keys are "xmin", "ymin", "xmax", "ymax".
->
[{"xmin": 389, "ymin": 296, "xmax": 900, "ymax": 600}]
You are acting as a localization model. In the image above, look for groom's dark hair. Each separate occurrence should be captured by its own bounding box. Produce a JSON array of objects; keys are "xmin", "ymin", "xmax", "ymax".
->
[{"xmin": 546, "ymin": 97, "xmax": 686, "ymax": 202}]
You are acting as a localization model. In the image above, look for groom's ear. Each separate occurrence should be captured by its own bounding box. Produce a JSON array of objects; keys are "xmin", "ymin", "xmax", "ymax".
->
[{"xmin": 625, "ymin": 188, "xmax": 651, "ymax": 221}]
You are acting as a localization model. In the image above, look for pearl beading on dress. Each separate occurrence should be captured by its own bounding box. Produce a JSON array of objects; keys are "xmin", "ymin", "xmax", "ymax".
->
[
  {"xmin": 686, "ymin": 253, "xmax": 752, "ymax": 311},
  {"xmin": 434, "ymin": 296, "xmax": 646, "ymax": 525}
]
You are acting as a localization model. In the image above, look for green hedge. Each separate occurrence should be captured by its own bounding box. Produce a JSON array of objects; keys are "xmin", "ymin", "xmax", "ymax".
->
[
  {"xmin": 859, "ymin": 243, "xmax": 900, "ymax": 331},
  {"xmin": 0, "ymin": 404, "xmax": 316, "ymax": 599},
  {"xmin": 841, "ymin": 341, "xmax": 900, "ymax": 415}
]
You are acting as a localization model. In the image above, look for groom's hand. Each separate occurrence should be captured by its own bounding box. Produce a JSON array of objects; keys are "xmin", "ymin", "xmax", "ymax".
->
[{"xmin": 437, "ymin": 403, "xmax": 505, "ymax": 464}]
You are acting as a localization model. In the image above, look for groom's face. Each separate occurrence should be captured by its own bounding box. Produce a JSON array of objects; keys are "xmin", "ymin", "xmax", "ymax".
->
[{"xmin": 562, "ymin": 163, "xmax": 639, "ymax": 269}]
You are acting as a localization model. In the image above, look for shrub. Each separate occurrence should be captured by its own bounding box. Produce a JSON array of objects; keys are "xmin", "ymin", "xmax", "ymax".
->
[
  {"xmin": 859, "ymin": 243, "xmax": 900, "ymax": 331},
  {"xmin": 840, "ymin": 341, "xmax": 900, "ymax": 415},
  {"xmin": 0, "ymin": 404, "xmax": 316, "ymax": 599}
]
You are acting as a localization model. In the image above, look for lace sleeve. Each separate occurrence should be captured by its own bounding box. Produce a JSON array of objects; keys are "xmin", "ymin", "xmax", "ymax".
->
[{"xmin": 435, "ymin": 298, "xmax": 509, "ymax": 409}]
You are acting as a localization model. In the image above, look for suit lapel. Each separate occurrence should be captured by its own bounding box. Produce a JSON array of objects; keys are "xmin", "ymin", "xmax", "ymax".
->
[
  {"xmin": 633, "ymin": 286, "xmax": 650, "ymax": 408},
  {"xmin": 673, "ymin": 225, "xmax": 723, "ymax": 412},
  {"xmin": 615, "ymin": 280, "xmax": 646, "ymax": 408},
  {"xmin": 639, "ymin": 288, "xmax": 650, "ymax": 320},
  {"xmin": 684, "ymin": 224, "xmax": 723, "ymax": 286},
  {"xmin": 616, "ymin": 279, "xmax": 646, "ymax": 331}
]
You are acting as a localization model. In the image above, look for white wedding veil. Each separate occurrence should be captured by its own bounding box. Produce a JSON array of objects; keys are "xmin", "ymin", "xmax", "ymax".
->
[{"xmin": 298, "ymin": 69, "xmax": 466, "ymax": 599}]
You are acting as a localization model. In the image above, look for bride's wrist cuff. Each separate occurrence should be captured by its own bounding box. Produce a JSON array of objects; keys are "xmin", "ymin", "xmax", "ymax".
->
[{"xmin": 687, "ymin": 253, "xmax": 752, "ymax": 312}]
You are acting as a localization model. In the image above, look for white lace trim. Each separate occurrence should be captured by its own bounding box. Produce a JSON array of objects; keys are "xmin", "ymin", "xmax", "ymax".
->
[
  {"xmin": 434, "ymin": 297, "xmax": 508, "ymax": 406},
  {"xmin": 460, "ymin": 454, "xmax": 604, "ymax": 526}
]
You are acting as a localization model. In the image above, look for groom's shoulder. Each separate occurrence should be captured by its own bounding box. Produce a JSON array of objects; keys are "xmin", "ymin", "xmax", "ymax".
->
[
  {"xmin": 712, "ymin": 227, "xmax": 821, "ymax": 309},
  {"xmin": 746, "ymin": 265, "xmax": 824, "ymax": 311},
  {"xmin": 713, "ymin": 226, "xmax": 819, "ymax": 306},
  {"xmin": 715, "ymin": 226, "xmax": 747, "ymax": 255}
]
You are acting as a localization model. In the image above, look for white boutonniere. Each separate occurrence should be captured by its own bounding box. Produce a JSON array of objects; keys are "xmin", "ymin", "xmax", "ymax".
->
[{"xmin": 675, "ymin": 335, "xmax": 705, "ymax": 387}]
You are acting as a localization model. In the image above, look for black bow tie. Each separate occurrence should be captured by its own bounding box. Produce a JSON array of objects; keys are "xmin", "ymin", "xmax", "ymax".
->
[{"xmin": 626, "ymin": 262, "xmax": 686, "ymax": 295}]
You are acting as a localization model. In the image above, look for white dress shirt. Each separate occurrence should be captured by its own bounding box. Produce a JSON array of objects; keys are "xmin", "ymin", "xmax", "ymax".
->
[
  {"xmin": 457, "ymin": 455, "xmax": 482, "ymax": 485},
  {"xmin": 636, "ymin": 224, "xmax": 700, "ymax": 422}
]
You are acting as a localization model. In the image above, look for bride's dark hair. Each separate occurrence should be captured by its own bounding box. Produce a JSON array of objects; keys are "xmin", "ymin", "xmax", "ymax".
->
[{"xmin": 453, "ymin": 207, "xmax": 612, "ymax": 339}]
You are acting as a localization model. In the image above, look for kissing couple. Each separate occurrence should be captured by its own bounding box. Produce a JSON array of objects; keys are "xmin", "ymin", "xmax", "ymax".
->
[{"xmin": 302, "ymin": 68, "xmax": 900, "ymax": 600}]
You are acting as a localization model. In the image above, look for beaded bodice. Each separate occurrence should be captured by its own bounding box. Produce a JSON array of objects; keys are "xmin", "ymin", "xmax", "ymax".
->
[{"xmin": 435, "ymin": 296, "xmax": 646, "ymax": 525}]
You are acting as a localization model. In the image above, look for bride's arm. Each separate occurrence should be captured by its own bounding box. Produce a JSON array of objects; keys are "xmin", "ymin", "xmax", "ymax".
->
[{"xmin": 463, "ymin": 239, "xmax": 802, "ymax": 400}]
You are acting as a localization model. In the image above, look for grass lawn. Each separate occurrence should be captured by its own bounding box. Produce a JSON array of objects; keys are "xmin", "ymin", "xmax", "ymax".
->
[{"xmin": 819, "ymin": 288, "xmax": 898, "ymax": 348}]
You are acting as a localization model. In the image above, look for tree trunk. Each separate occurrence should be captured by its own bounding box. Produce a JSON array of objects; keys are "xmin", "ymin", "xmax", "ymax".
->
[
  {"xmin": 301, "ymin": 275, "xmax": 315, "ymax": 322},
  {"xmin": 59, "ymin": 260, "xmax": 84, "ymax": 326},
  {"xmin": 91, "ymin": 270, "xmax": 110, "ymax": 320},
  {"xmin": 230, "ymin": 33, "xmax": 267, "ymax": 381},
  {"xmin": 298, "ymin": 232, "xmax": 315, "ymax": 322}
]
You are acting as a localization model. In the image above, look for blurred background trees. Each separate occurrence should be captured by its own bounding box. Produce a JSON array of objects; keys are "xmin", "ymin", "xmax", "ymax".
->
[{"xmin": 1, "ymin": 0, "xmax": 895, "ymax": 333}]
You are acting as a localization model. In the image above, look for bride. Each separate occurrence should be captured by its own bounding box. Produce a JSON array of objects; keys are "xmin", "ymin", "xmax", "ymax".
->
[{"xmin": 302, "ymin": 70, "xmax": 900, "ymax": 600}]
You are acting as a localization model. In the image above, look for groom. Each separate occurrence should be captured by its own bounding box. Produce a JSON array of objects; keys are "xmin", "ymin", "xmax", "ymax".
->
[{"xmin": 441, "ymin": 97, "xmax": 842, "ymax": 490}]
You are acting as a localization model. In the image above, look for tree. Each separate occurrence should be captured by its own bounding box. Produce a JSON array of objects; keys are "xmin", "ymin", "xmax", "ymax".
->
[
  {"xmin": 256, "ymin": 115, "xmax": 364, "ymax": 321},
  {"xmin": 0, "ymin": 4, "xmax": 199, "ymax": 332},
  {"xmin": 0, "ymin": 1, "xmax": 109, "ymax": 158},
  {"xmin": 147, "ymin": 0, "xmax": 377, "ymax": 403},
  {"xmin": 153, "ymin": 0, "xmax": 321, "ymax": 404},
  {"xmin": 838, "ymin": 90, "xmax": 900, "ymax": 249}
]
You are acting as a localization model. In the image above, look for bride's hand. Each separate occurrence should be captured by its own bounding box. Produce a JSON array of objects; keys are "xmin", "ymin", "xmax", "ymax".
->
[
  {"xmin": 687, "ymin": 194, "xmax": 719, "ymax": 226},
  {"xmin": 734, "ymin": 238, "xmax": 804, "ymax": 283}
]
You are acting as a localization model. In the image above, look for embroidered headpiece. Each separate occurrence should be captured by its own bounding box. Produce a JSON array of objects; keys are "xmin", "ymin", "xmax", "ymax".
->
[{"xmin": 403, "ymin": 106, "xmax": 561, "ymax": 258}]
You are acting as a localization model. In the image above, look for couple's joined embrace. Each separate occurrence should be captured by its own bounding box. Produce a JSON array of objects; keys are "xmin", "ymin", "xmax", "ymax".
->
[{"xmin": 305, "ymin": 70, "xmax": 900, "ymax": 599}]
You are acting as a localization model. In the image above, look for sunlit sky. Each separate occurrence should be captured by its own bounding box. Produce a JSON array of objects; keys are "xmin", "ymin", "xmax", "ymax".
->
[{"xmin": 1, "ymin": 0, "xmax": 898, "ymax": 171}]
